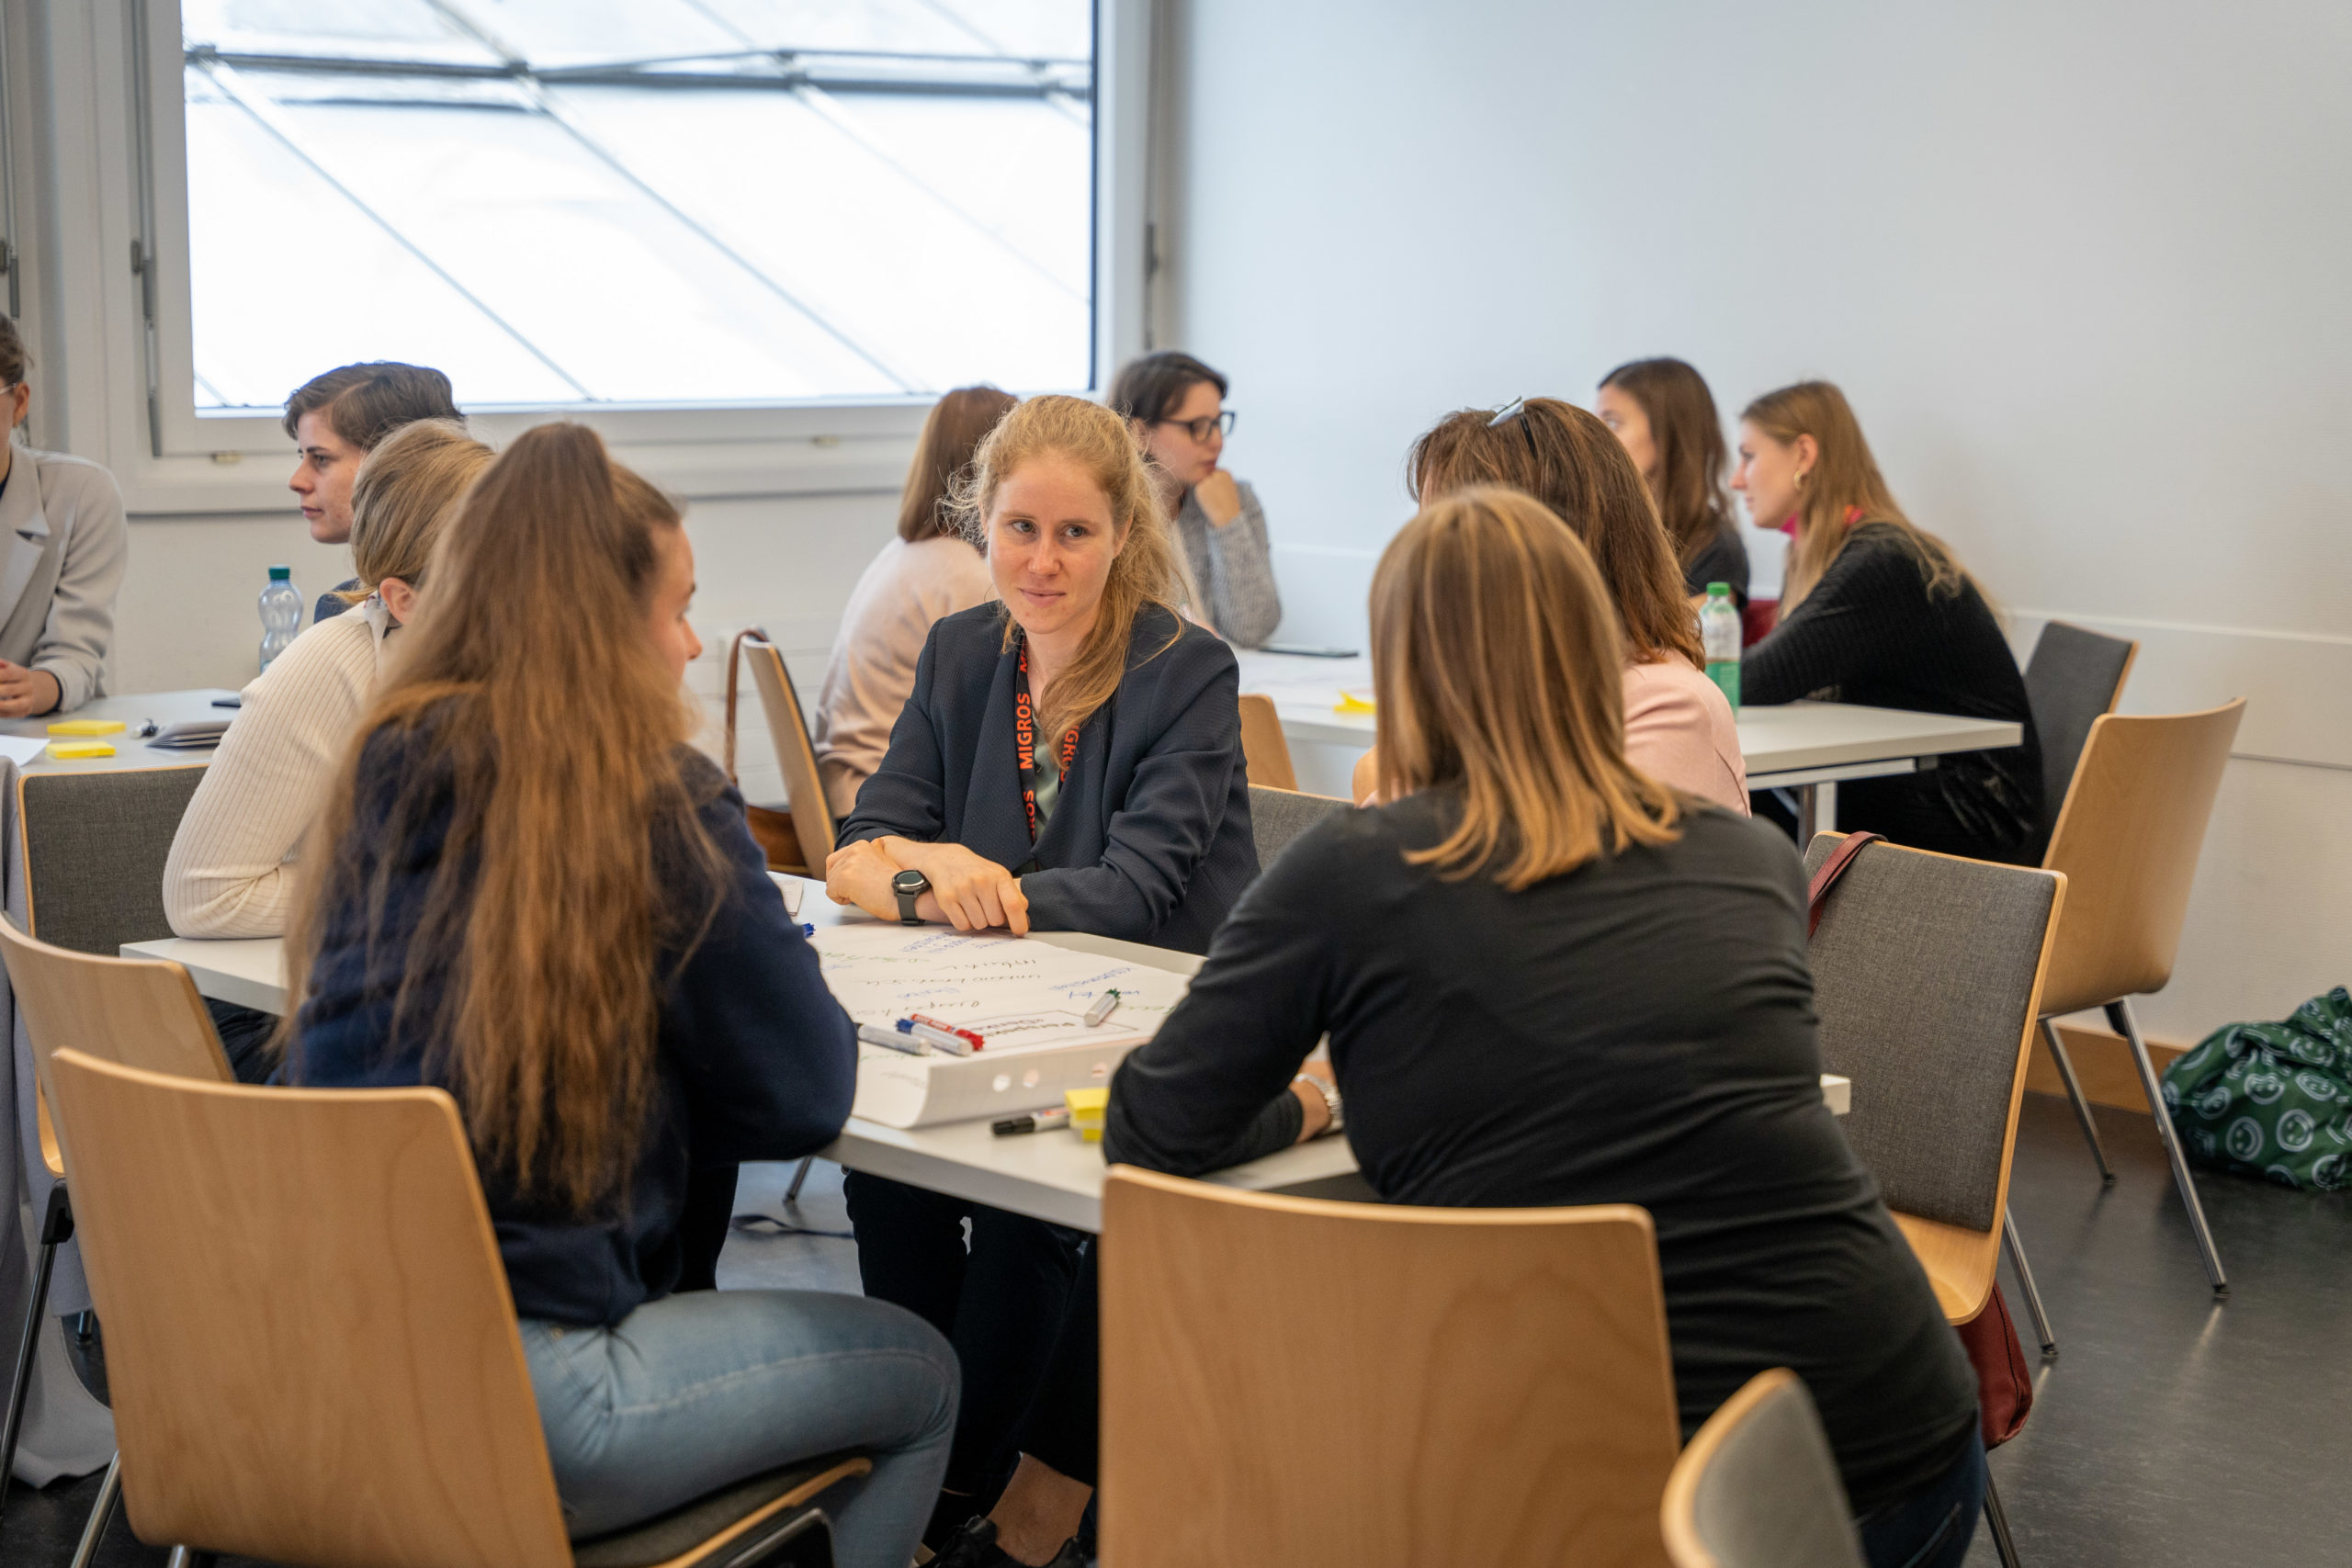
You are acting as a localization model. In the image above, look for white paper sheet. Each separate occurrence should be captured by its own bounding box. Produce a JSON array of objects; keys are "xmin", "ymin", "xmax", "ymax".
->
[{"xmin": 0, "ymin": 735, "xmax": 51, "ymax": 766}]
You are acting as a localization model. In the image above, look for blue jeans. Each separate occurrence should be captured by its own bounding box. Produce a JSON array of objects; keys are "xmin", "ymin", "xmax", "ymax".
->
[
  {"xmin": 1858, "ymin": 1424, "xmax": 1985, "ymax": 1568},
  {"xmin": 520, "ymin": 1289, "xmax": 958, "ymax": 1568}
]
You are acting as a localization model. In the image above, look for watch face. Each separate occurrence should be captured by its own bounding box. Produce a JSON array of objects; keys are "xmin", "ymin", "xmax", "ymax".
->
[{"xmin": 892, "ymin": 870, "xmax": 928, "ymax": 895}]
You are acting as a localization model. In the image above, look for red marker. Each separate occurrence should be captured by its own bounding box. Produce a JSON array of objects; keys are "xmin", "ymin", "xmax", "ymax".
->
[{"xmin": 910, "ymin": 1012, "xmax": 984, "ymax": 1050}]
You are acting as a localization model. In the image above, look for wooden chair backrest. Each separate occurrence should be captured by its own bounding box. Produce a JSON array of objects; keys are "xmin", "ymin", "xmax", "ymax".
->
[
  {"xmin": 0, "ymin": 917, "xmax": 233, "ymax": 1178},
  {"xmin": 45, "ymin": 1050, "xmax": 572, "ymax": 1568},
  {"xmin": 1659, "ymin": 1369, "xmax": 1865, "ymax": 1568},
  {"xmin": 1237, "ymin": 694, "xmax": 1298, "ymax": 791},
  {"xmin": 1100, "ymin": 1166, "xmax": 1681, "ymax": 1567},
  {"xmin": 1804, "ymin": 835, "xmax": 2065, "ymax": 1324},
  {"xmin": 2038, "ymin": 699, "xmax": 2245, "ymax": 1017},
  {"xmin": 741, "ymin": 634, "xmax": 836, "ymax": 874}
]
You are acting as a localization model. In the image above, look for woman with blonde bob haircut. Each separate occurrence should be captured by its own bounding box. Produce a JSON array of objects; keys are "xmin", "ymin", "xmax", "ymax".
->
[
  {"xmin": 826, "ymin": 392, "xmax": 1256, "ymax": 1562},
  {"xmin": 1363, "ymin": 396, "xmax": 1747, "ymax": 813},
  {"xmin": 286, "ymin": 423, "xmax": 957, "ymax": 1568},
  {"xmin": 1734, "ymin": 379, "xmax": 2041, "ymax": 861},
  {"xmin": 1106, "ymin": 486, "xmax": 1988, "ymax": 1568}
]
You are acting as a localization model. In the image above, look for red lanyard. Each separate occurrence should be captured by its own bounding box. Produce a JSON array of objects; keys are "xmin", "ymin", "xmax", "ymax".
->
[{"xmin": 1014, "ymin": 638, "xmax": 1078, "ymax": 843}]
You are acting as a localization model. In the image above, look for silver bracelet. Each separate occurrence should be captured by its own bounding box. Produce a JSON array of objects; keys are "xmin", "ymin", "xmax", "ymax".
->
[{"xmin": 1294, "ymin": 1072, "xmax": 1343, "ymax": 1137}]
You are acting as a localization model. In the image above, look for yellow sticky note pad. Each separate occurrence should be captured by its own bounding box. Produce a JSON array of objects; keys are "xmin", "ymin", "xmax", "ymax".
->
[
  {"xmin": 48, "ymin": 741, "xmax": 115, "ymax": 759},
  {"xmin": 1334, "ymin": 691, "xmax": 1377, "ymax": 715},
  {"xmin": 46, "ymin": 719, "xmax": 125, "ymax": 736},
  {"xmin": 1065, "ymin": 1087, "xmax": 1110, "ymax": 1144}
]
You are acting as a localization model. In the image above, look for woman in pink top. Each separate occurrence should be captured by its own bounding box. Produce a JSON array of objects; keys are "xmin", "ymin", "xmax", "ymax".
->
[
  {"xmin": 1356, "ymin": 396, "xmax": 1746, "ymax": 812},
  {"xmin": 814, "ymin": 387, "xmax": 1018, "ymax": 817}
]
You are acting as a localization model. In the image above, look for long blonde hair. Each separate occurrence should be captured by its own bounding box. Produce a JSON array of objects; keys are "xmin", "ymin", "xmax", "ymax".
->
[
  {"xmin": 284, "ymin": 423, "xmax": 724, "ymax": 1214},
  {"xmin": 1371, "ymin": 487, "xmax": 1682, "ymax": 891},
  {"xmin": 334, "ymin": 419, "xmax": 493, "ymax": 605},
  {"xmin": 1744, "ymin": 380, "xmax": 1976, "ymax": 615},
  {"xmin": 953, "ymin": 394, "xmax": 1185, "ymax": 746}
]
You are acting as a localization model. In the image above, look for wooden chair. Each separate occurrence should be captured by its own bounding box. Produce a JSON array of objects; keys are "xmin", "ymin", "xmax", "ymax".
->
[
  {"xmin": 1237, "ymin": 693, "xmax": 1299, "ymax": 791},
  {"xmin": 724, "ymin": 631, "xmax": 836, "ymax": 876},
  {"xmin": 2016, "ymin": 623, "xmax": 2139, "ymax": 1179},
  {"xmin": 1659, "ymin": 1369, "xmax": 1865, "ymax": 1568},
  {"xmin": 2036, "ymin": 700, "xmax": 2245, "ymax": 1294},
  {"xmin": 1099, "ymin": 1166, "xmax": 1681, "ymax": 1567},
  {"xmin": 1804, "ymin": 833, "xmax": 2064, "ymax": 1568},
  {"xmin": 1247, "ymin": 784, "xmax": 1350, "ymax": 871},
  {"xmin": 43, "ymin": 1048, "xmax": 867, "ymax": 1568}
]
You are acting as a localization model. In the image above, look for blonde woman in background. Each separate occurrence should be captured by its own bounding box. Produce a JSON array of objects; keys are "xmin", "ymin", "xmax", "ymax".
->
[
  {"xmin": 813, "ymin": 385, "xmax": 1018, "ymax": 818},
  {"xmin": 164, "ymin": 419, "xmax": 492, "ymax": 1077},
  {"xmin": 1735, "ymin": 379, "xmax": 2041, "ymax": 861}
]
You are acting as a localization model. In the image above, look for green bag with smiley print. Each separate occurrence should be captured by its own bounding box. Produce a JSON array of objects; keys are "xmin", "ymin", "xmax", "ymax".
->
[{"xmin": 2160, "ymin": 987, "xmax": 2352, "ymax": 1190}]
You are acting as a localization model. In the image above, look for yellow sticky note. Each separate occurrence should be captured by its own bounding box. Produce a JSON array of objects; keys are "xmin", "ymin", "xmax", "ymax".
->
[
  {"xmin": 46, "ymin": 719, "xmax": 125, "ymax": 736},
  {"xmin": 48, "ymin": 741, "xmax": 115, "ymax": 759},
  {"xmin": 1065, "ymin": 1087, "xmax": 1110, "ymax": 1143},
  {"xmin": 1334, "ymin": 691, "xmax": 1377, "ymax": 715}
]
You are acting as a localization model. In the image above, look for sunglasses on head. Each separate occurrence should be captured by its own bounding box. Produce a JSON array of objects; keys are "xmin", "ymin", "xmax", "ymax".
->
[{"xmin": 1487, "ymin": 396, "xmax": 1539, "ymax": 460}]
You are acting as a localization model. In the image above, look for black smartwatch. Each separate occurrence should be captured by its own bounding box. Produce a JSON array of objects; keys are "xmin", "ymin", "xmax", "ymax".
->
[{"xmin": 891, "ymin": 869, "xmax": 930, "ymax": 925}]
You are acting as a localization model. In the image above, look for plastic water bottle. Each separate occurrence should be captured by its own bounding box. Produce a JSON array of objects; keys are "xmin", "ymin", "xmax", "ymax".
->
[
  {"xmin": 259, "ymin": 565, "xmax": 302, "ymax": 672},
  {"xmin": 1700, "ymin": 581, "xmax": 1741, "ymax": 712}
]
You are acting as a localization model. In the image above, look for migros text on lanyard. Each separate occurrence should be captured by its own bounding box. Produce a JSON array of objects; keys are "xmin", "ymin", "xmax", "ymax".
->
[{"xmin": 1015, "ymin": 637, "xmax": 1080, "ymax": 844}]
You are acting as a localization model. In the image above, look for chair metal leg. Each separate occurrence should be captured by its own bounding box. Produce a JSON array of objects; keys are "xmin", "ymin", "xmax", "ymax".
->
[
  {"xmin": 2002, "ymin": 1209, "xmax": 2057, "ymax": 1357},
  {"xmin": 2041, "ymin": 1019, "xmax": 2114, "ymax": 1183},
  {"xmin": 68, "ymin": 1452, "xmax": 121, "ymax": 1568},
  {"xmin": 785, "ymin": 1155, "xmax": 815, "ymax": 1204},
  {"xmin": 1983, "ymin": 1470, "xmax": 2022, "ymax": 1568},
  {"xmin": 0, "ymin": 1185, "xmax": 73, "ymax": 1525},
  {"xmin": 2109, "ymin": 998, "xmax": 2229, "ymax": 1295}
]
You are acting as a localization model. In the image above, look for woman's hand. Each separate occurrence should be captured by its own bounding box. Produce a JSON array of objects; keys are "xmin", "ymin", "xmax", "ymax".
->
[
  {"xmin": 888, "ymin": 840, "xmax": 1031, "ymax": 934},
  {"xmin": 1194, "ymin": 469, "xmax": 1243, "ymax": 528},
  {"xmin": 823, "ymin": 839, "xmax": 904, "ymax": 920}
]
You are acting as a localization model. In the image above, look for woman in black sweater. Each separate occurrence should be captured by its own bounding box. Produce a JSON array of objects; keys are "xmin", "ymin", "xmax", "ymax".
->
[
  {"xmin": 1101, "ymin": 487, "xmax": 1987, "ymax": 1568},
  {"xmin": 288, "ymin": 426, "xmax": 956, "ymax": 1568},
  {"xmin": 1733, "ymin": 380, "xmax": 2041, "ymax": 861}
]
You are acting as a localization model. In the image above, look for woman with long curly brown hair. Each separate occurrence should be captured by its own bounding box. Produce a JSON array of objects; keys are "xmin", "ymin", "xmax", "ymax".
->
[{"xmin": 284, "ymin": 423, "xmax": 956, "ymax": 1568}]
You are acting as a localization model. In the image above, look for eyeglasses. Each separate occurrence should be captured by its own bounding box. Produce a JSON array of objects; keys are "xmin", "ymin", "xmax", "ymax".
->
[
  {"xmin": 1156, "ymin": 409, "xmax": 1237, "ymax": 444},
  {"xmin": 1487, "ymin": 396, "xmax": 1539, "ymax": 460}
]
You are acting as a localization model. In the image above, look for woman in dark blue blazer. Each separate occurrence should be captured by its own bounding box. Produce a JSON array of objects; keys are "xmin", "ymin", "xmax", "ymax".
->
[{"xmin": 823, "ymin": 394, "xmax": 1256, "ymax": 1553}]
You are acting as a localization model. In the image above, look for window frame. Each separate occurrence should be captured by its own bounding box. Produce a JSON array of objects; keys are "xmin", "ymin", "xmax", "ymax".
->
[{"xmin": 93, "ymin": 0, "xmax": 1149, "ymax": 512}]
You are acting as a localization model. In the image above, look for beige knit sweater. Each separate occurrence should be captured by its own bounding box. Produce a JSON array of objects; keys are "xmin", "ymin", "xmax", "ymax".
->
[{"xmin": 164, "ymin": 599, "xmax": 394, "ymax": 939}]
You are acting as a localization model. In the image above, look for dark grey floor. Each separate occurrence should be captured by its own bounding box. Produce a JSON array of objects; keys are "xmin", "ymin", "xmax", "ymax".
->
[{"xmin": 6, "ymin": 1100, "xmax": 2346, "ymax": 1567}]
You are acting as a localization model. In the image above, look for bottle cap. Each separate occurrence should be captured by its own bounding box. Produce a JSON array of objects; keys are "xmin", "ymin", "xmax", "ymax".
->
[
  {"xmin": 268, "ymin": 565, "xmax": 291, "ymax": 581},
  {"xmin": 1706, "ymin": 581, "xmax": 1730, "ymax": 595}
]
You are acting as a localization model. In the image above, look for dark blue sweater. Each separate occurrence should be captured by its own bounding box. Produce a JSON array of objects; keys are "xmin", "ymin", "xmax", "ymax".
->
[
  {"xmin": 840, "ymin": 602, "xmax": 1257, "ymax": 954},
  {"xmin": 292, "ymin": 719, "xmax": 856, "ymax": 1326}
]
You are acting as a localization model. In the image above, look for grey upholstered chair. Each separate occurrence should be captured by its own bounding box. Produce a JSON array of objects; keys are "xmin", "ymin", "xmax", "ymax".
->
[
  {"xmin": 1248, "ymin": 784, "xmax": 1351, "ymax": 871},
  {"xmin": 1660, "ymin": 1369, "xmax": 1866, "ymax": 1568},
  {"xmin": 16, "ymin": 766, "xmax": 209, "ymax": 955},
  {"xmin": 2020, "ymin": 621, "xmax": 2137, "ymax": 867},
  {"xmin": 1804, "ymin": 832, "xmax": 2064, "ymax": 1568}
]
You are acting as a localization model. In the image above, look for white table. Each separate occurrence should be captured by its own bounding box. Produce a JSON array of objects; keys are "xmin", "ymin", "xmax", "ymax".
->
[
  {"xmin": 1234, "ymin": 649, "xmax": 2024, "ymax": 837},
  {"xmin": 126, "ymin": 880, "xmax": 1850, "ymax": 1233}
]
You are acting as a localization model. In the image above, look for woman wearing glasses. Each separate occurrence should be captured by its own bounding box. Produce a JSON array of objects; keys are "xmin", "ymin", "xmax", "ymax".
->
[{"xmin": 1107, "ymin": 351, "xmax": 1283, "ymax": 646}]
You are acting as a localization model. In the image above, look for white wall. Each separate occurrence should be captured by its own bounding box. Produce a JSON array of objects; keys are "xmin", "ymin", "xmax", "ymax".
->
[{"xmin": 1164, "ymin": 0, "xmax": 2352, "ymax": 1042}]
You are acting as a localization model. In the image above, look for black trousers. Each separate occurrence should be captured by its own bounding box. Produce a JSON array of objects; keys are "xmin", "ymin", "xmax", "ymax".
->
[
  {"xmin": 843, "ymin": 1170, "xmax": 1086, "ymax": 1496},
  {"xmin": 1014, "ymin": 1238, "xmax": 1100, "ymax": 1488}
]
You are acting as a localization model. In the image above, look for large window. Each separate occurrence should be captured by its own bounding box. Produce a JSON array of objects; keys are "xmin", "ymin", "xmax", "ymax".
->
[{"xmin": 175, "ymin": 0, "xmax": 1096, "ymax": 415}]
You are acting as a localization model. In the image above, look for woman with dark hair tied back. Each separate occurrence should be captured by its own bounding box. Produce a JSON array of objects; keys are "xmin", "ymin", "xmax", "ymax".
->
[
  {"xmin": 285, "ymin": 423, "xmax": 957, "ymax": 1567},
  {"xmin": 1733, "ymin": 379, "xmax": 2041, "ymax": 862},
  {"xmin": 1107, "ymin": 350, "xmax": 1283, "ymax": 645},
  {"xmin": 1596, "ymin": 356, "xmax": 1750, "ymax": 608},
  {"xmin": 1384, "ymin": 396, "xmax": 1747, "ymax": 813},
  {"xmin": 1106, "ymin": 487, "xmax": 1988, "ymax": 1568},
  {"xmin": 0, "ymin": 311, "xmax": 128, "ymax": 716},
  {"xmin": 815, "ymin": 385, "xmax": 1019, "ymax": 817}
]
